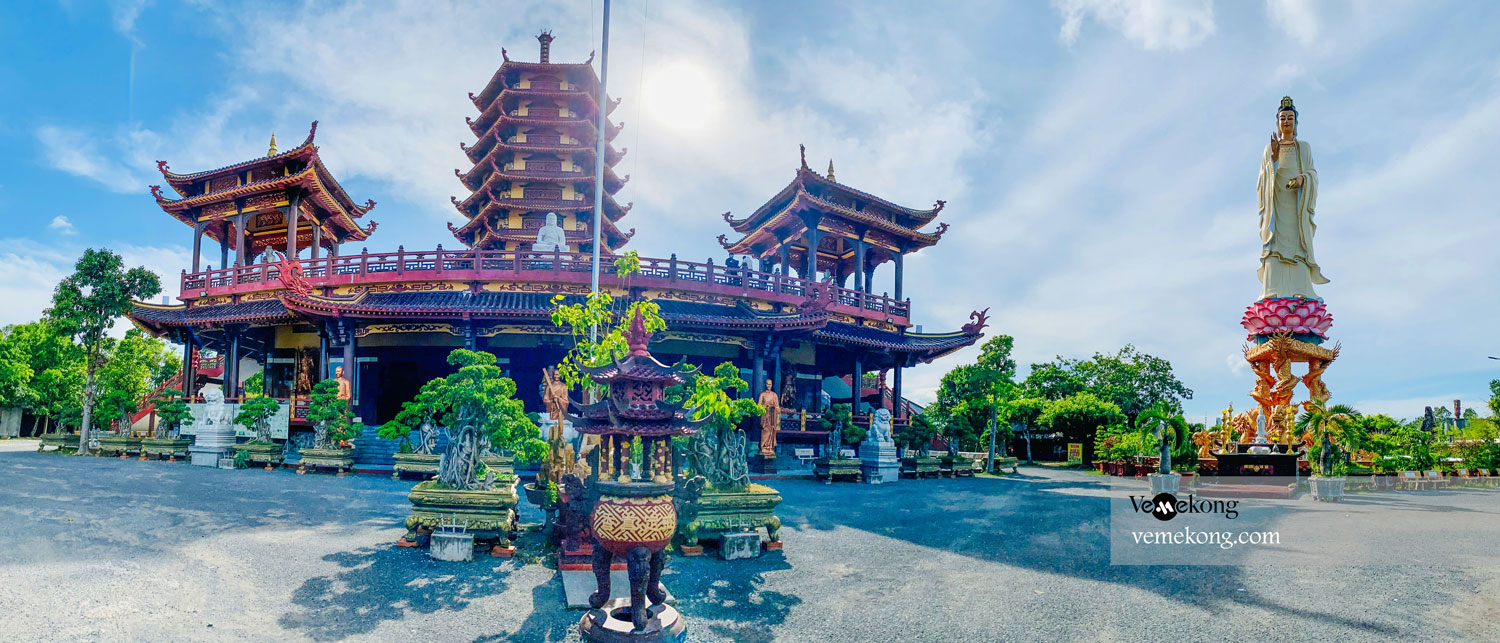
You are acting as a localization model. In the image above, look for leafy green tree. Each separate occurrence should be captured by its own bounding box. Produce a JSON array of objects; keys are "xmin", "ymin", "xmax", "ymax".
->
[
  {"xmin": 45, "ymin": 249, "xmax": 161, "ymax": 451},
  {"xmin": 2, "ymin": 322, "xmax": 82, "ymax": 434},
  {"xmin": 92, "ymin": 329, "xmax": 173, "ymax": 432},
  {"xmin": 306, "ymin": 379, "xmax": 362, "ymax": 449},
  {"xmin": 930, "ymin": 335, "xmax": 1017, "ymax": 451},
  {"xmin": 550, "ymin": 252, "xmax": 667, "ymax": 398},
  {"xmin": 242, "ymin": 371, "xmax": 264, "ymax": 398},
  {"xmin": 1038, "ymin": 392, "xmax": 1126, "ymax": 463},
  {"xmin": 682, "ymin": 362, "xmax": 764, "ymax": 490},
  {"xmin": 1001, "ymin": 396, "xmax": 1048, "ymax": 462},
  {"xmin": 1489, "ymin": 380, "xmax": 1500, "ymax": 423},
  {"xmin": 151, "ymin": 389, "xmax": 192, "ymax": 438},
  {"xmin": 234, "ymin": 396, "xmax": 281, "ymax": 444},
  {"xmin": 1024, "ymin": 345, "xmax": 1192, "ymax": 431}
]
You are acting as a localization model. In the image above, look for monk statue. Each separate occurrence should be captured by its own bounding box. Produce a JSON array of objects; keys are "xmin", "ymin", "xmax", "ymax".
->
[
  {"xmin": 756, "ymin": 379, "xmax": 780, "ymax": 458},
  {"xmin": 1257, "ymin": 96, "xmax": 1326, "ymax": 300},
  {"xmin": 540, "ymin": 366, "xmax": 575, "ymax": 486},
  {"xmin": 533, "ymin": 212, "xmax": 569, "ymax": 253},
  {"xmin": 542, "ymin": 367, "xmax": 569, "ymax": 440},
  {"xmin": 334, "ymin": 366, "xmax": 352, "ymax": 406}
]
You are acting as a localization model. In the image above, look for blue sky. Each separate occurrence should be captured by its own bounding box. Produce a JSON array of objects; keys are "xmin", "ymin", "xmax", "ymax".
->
[{"xmin": 2, "ymin": 0, "xmax": 1498, "ymax": 421}]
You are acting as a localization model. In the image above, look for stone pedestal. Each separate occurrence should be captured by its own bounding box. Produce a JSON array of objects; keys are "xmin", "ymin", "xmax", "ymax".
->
[
  {"xmin": 750, "ymin": 455, "xmax": 777, "ymax": 474},
  {"xmin": 720, "ymin": 531, "xmax": 762, "ymax": 560},
  {"xmin": 189, "ymin": 422, "xmax": 237, "ymax": 468},
  {"xmin": 1309, "ymin": 476, "xmax": 1346, "ymax": 502},
  {"xmin": 1149, "ymin": 472, "xmax": 1181, "ymax": 495},
  {"xmin": 860, "ymin": 441, "xmax": 899, "ymax": 484}
]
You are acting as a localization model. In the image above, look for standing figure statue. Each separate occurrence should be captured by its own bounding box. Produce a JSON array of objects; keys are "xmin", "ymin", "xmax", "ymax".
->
[
  {"xmin": 541, "ymin": 366, "xmax": 575, "ymax": 486},
  {"xmin": 756, "ymin": 379, "xmax": 780, "ymax": 458},
  {"xmin": 334, "ymin": 366, "xmax": 353, "ymax": 406},
  {"xmin": 1257, "ymin": 96, "xmax": 1326, "ymax": 300}
]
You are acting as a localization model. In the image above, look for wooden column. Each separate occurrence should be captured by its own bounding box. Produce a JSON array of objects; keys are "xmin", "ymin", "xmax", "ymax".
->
[
  {"xmin": 342, "ymin": 320, "xmax": 357, "ymax": 416},
  {"xmin": 226, "ymin": 328, "xmax": 241, "ymax": 399},
  {"xmin": 894, "ymin": 252, "xmax": 904, "ymax": 301},
  {"xmin": 749, "ymin": 337, "xmax": 765, "ymax": 402},
  {"xmin": 778, "ymin": 244, "xmax": 790, "ymax": 277},
  {"xmin": 180, "ymin": 336, "xmax": 196, "ymax": 397},
  {"xmin": 219, "ymin": 231, "xmax": 229, "ymax": 272},
  {"xmin": 234, "ymin": 211, "xmax": 248, "ymax": 267},
  {"xmin": 285, "ymin": 191, "xmax": 301, "ymax": 259},
  {"xmin": 771, "ymin": 339, "xmax": 783, "ymax": 401},
  {"xmin": 852, "ymin": 353, "xmax": 864, "ymax": 415},
  {"xmin": 804, "ymin": 227, "xmax": 822, "ymax": 279},
  {"xmin": 854, "ymin": 238, "xmax": 866, "ymax": 294},
  {"xmin": 318, "ymin": 322, "xmax": 329, "ymax": 381},
  {"xmin": 893, "ymin": 364, "xmax": 904, "ymax": 419},
  {"xmin": 191, "ymin": 220, "xmax": 205, "ymax": 272},
  {"xmin": 311, "ymin": 218, "xmax": 322, "ymax": 261}
]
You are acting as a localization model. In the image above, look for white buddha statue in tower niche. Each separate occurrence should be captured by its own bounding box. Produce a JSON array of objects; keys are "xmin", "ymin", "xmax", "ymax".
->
[{"xmin": 533, "ymin": 212, "xmax": 570, "ymax": 253}]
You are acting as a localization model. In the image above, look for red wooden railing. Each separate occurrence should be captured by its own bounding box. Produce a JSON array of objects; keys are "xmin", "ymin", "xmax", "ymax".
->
[{"xmin": 180, "ymin": 248, "xmax": 912, "ymax": 324}]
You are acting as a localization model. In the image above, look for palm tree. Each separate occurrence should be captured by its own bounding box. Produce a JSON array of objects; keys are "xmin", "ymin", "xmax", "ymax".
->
[
  {"xmin": 1297, "ymin": 400, "xmax": 1358, "ymax": 476},
  {"xmin": 1136, "ymin": 402, "xmax": 1189, "ymax": 474}
]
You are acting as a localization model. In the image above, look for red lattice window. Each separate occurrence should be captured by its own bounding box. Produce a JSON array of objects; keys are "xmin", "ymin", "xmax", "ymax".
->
[
  {"xmin": 526, "ymin": 160, "xmax": 562, "ymax": 172},
  {"xmin": 208, "ymin": 176, "xmax": 238, "ymax": 192},
  {"xmin": 527, "ymin": 187, "xmax": 563, "ymax": 200}
]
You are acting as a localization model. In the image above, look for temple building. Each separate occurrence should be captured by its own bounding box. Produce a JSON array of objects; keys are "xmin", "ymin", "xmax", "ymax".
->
[{"xmin": 128, "ymin": 33, "xmax": 987, "ymax": 471}]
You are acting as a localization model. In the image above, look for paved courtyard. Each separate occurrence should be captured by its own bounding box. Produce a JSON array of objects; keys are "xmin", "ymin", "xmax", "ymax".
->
[{"xmin": 2, "ymin": 440, "xmax": 1497, "ymax": 642}]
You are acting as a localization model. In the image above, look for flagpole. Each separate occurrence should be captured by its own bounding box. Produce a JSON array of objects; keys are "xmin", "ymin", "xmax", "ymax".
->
[{"xmin": 590, "ymin": 0, "xmax": 611, "ymax": 344}]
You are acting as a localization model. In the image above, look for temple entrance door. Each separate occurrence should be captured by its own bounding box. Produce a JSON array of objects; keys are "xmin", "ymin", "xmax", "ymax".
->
[{"xmin": 376, "ymin": 359, "xmax": 425, "ymax": 426}]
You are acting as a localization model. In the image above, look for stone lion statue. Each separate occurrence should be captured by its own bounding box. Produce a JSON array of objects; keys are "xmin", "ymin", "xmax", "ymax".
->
[{"xmin": 868, "ymin": 408, "xmax": 893, "ymax": 446}]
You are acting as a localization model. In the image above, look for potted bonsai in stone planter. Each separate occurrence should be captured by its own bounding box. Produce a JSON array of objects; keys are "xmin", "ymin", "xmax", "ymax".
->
[
  {"xmin": 896, "ymin": 412, "xmax": 942, "ymax": 478},
  {"xmin": 398, "ymin": 349, "xmax": 544, "ymax": 557},
  {"xmin": 815, "ymin": 403, "xmax": 864, "ymax": 482},
  {"xmin": 1300, "ymin": 400, "xmax": 1355, "ymax": 502},
  {"xmin": 141, "ymin": 388, "xmax": 193, "ymax": 461},
  {"xmin": 672, "ymin": 362, "xmax": 781, "ymax": 556},
  {"xmin": 381, "ymin": 381, "xmax": 443, "ymax": 479},
  {"xmin": 232, "ymin": 396, "xmax": 284, "ymax": 470},
  {"xmin": 1137, "ymin": 402, "xmax": 1188, "ymax": 495},
  {"xmin": 298, "ymin": 378, "xmax": 362, "ymax": 475}
]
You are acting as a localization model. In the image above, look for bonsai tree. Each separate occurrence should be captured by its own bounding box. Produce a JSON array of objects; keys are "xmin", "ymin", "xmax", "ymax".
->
[
  {"xmin": 151, "ymin": 388, "xmax": 192, "ymax": 438},
  {"xmin": 678, "ymin": 362, "xmax": 762, "ymax": 490},
  {"xmin": 379, "ymin": 380, "xmax": 443, "ymax": 454},
  {"xmin": 820, "ymin": 403, "xmax": 867, "ymax": 447},
  {"xmin": 897, "ymin": 412, "xmax": 942, "ymax": 456},
  {"xmin": 234, "ymin": 396, "xmax": 281, "ymax": 444},
  {"xmin": 429, "ymin": 349, "xmax": 544, "ymax": 491},
  {"xmin": 1297, "ymin": 400, "xmax": 1355, "ymax": 476},
  {"xmin": 306, "ymin": 378, "xmax": 362, "ymax": 449}
]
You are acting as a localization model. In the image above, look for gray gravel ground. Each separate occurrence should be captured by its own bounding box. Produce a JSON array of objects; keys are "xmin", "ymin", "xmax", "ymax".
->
[{"xmin": 1, "ymin": 440, "xmax": 1497, "ymax": 642}]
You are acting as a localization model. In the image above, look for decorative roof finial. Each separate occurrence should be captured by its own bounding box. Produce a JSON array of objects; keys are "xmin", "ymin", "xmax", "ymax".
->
[
  {"xmin": 826, "ymin": 159, "xmax": 835, "ymax": 182},
  {"xmin": 799, "ymin": 144, "xmax": 807, "ymax": 170},
  {"xmin": 626, "ymin": 308, "xmax": 651, "ymax": 357},
  {"xmin": 538, "ymin": 30, "xmax": 555, "ymax": 63},
  {"xmin": 267, "ymin": 133, "xmax": 278, "ymax": 157}
]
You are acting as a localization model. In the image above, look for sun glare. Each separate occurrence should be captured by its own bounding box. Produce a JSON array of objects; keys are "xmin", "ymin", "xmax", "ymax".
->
[{"xmin": 640, "ymin": 60, "xmax": 719, "ymax": 133}]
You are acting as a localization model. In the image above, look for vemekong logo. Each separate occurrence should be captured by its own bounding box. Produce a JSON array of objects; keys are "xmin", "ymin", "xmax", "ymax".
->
[{"xmin": 1129, "ymin": 493, "xmax": 1239, "ymax": 521}]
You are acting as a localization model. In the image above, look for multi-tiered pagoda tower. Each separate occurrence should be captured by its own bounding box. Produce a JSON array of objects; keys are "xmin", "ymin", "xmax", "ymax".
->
[{"xmin": 450, "ymin": 32, "xmax": 633, "ymax": 252}]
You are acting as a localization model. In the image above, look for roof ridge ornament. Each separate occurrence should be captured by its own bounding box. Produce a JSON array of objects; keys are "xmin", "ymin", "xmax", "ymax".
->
[
  {"xmin": 826, "ymin": 159, "xmax": 835, "ymax": 182},
  {"xmin": 267, "ymin": 132, "xmax": 278, "ymax": 157},
  {"xmin": 799, "ymin": 144, "xmax": 808, "ymax": 170},
  {"xmin": 932, "ymin": 199, "xmax": 946, "ymax": 214},
  {"xmin": 962, "ymin": 307, "xmax": 990, "ymax": 334}
]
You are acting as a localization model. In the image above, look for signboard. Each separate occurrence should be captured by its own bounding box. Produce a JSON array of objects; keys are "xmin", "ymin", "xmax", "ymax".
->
[
  {"xmin": 1066, "ymin": 442, "xmax": 1083, "ymax": 464},
  {"xmin": 182, "ymin": 400, "xmax": 290, "ymax": 440}
]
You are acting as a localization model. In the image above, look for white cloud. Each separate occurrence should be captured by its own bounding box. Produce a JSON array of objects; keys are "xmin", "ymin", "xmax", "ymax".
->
[
  {"xmin": 1267, "ymin": 0, "xmax": 1320, "ymax": 46},
  {"xmin": 49, "ymin": 216, "xmax": 77, "ymax": 235},
  {"xmin": 34, "ymin": 125, "xmax": 148, "ymax": 194},
  {"xmin": 0, "ymin": 238, "xmax": 189, "ymax": 334},
  {"xmin": 1055, "ymin": 0, "xmax": 1216, "ymax": 51}
]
